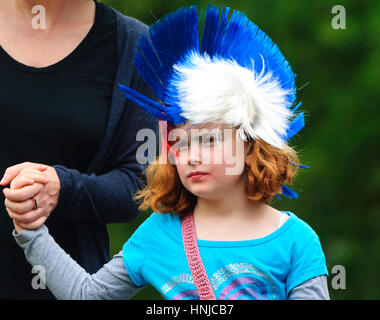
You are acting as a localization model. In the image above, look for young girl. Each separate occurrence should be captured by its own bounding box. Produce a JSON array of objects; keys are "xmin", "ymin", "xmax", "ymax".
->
[{"xmin": 10, "ymin": 5, "xmax": 329, "ymax": 300}]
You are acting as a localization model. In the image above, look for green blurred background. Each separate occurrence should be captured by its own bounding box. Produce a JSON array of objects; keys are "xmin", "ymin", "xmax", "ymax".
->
[{"xmin": 101, "ymin": 0, "xmax": 380, "ymax": 299}]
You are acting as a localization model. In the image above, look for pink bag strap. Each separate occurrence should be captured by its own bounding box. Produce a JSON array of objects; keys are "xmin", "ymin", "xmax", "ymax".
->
[{"xmin": 181, "ymin": 211, "xmax": 216, "ymax": 300}]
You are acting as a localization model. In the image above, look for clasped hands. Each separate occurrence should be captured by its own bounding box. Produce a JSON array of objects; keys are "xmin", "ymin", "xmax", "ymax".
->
[{"xmin": 0, "ymin": 162, "xmax": 61, "ymax": 233}]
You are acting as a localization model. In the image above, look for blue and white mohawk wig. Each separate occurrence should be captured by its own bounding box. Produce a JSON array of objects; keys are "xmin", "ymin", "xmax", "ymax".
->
[{"xmin": 119, "ymin": 5, "xmax": 308, "ymax": 200}]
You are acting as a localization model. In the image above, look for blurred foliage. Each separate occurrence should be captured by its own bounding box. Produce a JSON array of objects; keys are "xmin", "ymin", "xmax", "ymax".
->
[{"xmin": 103, "ymin": 0, "xmax": 380, "ymax": 299}]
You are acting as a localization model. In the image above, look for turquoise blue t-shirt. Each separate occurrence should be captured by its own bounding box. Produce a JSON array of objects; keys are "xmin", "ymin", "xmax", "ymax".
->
[{"xmin": 122, "ymin": 211, "xmax": 328, "ymax": 300}]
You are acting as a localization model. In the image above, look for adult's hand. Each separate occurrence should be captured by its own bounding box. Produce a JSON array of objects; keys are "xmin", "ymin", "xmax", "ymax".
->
[
  {"xmin": 1, "ymin": 162, "xmax": 61, "ymax": 230},
  {"xmin": 0, "ymin": 162, "xmax": 48, "ymax": 185}
]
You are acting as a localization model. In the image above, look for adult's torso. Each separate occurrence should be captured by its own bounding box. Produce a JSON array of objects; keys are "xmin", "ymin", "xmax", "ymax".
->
[{"xmin": 0, "ymin": 0, "xmax": 118, "ymax": 299}]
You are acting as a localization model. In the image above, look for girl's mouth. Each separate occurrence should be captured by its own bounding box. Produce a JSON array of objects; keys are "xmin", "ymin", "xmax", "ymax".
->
[{"xmin": 188, "ymin": 173, "xmax": 210, "ymax": 181}]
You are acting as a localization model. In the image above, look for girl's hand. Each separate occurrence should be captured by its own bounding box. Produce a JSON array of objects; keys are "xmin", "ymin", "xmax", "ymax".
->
[
  {"xmin": 2, "ymin": 165, "xmax": 60, "ymax": 230},
  {"xmin": 13, "ymin": 220, "xmax": 25, "ymax": 234}
]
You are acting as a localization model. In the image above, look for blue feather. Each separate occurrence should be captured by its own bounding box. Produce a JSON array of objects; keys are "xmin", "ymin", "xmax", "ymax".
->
[
  {"xmin": 283, "ymin": 112, "xmax": 305, "ymax": 141},
  {"xmin": 134, "ymin": 6, "xmax": 199, "ymax": 107},
  {"xmin": 292, "ymin": 101, "xmax": 302, "ymax": 113},
  {"xmin": 289, "ymin": 161, "xmax": 310, "ymax": 169},
  {"xmin": 281, "ymin": 185, "xmax": 298, "ymax": 199},
  {"xmin": 118, "ymin": 84, "xmax": 171, "ymax": 122},
  {"xmin": 201, "ymin": 5, "xmax": 231, "ymax": 57}
]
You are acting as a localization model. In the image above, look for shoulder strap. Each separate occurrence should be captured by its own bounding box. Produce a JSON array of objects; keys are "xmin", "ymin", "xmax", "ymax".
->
[{"xmin": 181, "ymin": 212, "xmax": 216, "ymax": 300}]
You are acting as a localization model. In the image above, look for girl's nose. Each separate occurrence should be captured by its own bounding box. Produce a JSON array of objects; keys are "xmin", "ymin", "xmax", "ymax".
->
[{"xmin": 187, "ymin": 143, "xmax": 202, "ymax": 165}]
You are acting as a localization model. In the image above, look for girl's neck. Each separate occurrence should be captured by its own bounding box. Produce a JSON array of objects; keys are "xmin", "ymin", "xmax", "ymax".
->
[
  {"xmin": 193, "ymin": 177, "xmax": 266, "ymax": 221},
  {"xmin": 192, "ymin": 181, "xmax": 282, "ymax": 241},
  {"xmin": 192, "ymin": 192, "xmax": 278, "ymax": 242},
  {"xmin": 194, "ymin": 196, "xmax": 266, "ymax": 220}
]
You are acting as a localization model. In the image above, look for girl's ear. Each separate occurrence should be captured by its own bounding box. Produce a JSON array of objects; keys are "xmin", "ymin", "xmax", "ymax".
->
[{"xmin": 244, "ymin": 154, "xmax": 251, "ymax": 167}]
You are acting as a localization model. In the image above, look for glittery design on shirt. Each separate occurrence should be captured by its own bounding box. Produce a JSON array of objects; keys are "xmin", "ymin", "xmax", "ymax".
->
[
  {"xmin": 161, "ymin": 262, "xmax": 277, "ymax": 300},
  {"xmin": 211, "ymin": 263, "xmax": 275, "ymax": 289},
  {"xmin": 161, "ymin": 273, "xmax": 194, "ymax": 294}
]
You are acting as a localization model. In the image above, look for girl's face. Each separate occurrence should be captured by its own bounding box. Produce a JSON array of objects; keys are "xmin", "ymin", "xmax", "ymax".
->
[{"xmin": 169, "ymin": 122, "xmax": 251, "ymax": 200}]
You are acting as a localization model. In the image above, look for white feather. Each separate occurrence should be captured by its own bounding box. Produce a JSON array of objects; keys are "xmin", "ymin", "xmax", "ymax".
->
[{"xmin": 171, "ymin": 52, "xmax": 294, "ymax": 149}]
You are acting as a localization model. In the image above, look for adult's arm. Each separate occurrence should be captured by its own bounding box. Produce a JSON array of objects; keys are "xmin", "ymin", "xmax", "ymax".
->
[
  {"xmin": 52, "ymin": 81, "xmax": 158, "ymax": 223},
  {"xmin": 52, "ymin": 17, "xmax": 159, "ymax": 224}
]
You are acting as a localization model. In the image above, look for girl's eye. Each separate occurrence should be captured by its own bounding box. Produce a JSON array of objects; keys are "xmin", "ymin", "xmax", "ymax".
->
[
  {"xmin": 201, "ymin": 136, "xmax": 214, "ymax": 145},
  {"xmin": 199, "ymin": 135, "xmax": 221, "ymax": 146},
  {"xmin": 171, "ymin": 140, "xmax": 189, "ymax": 152},
  {"xmin": 170, "ymin": 134, "xmax": 222, "ymax": 153}
]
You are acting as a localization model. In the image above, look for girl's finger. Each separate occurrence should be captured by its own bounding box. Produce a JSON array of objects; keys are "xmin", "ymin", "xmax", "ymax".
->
[
  {"xmin": 13, "ymin": 220, "xmax": 24, "ymax": 234},
  {"xmin": 3, "ymin": 183, "xmax": 43, "ymax": 202},
  {"xmin": 17, "ymin": 215, "xmax": 47, "ymax": 230}
]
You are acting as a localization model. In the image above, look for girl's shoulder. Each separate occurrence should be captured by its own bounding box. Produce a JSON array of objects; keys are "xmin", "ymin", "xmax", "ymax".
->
[
  {"xmin": 131, "ymin": 211, "xmax": 182, "ymax": 241},
  {"xmin": 144, "ymin": 211, "xmax": 181, "ymax": 227},
  {"xmin": 122, "ymin": 212, "xmax": 181, "ymax": 258},
  {"xmin": 284, "ymin": 211, "xmax": 329, "ymax": 283},
  {"xmin": 282, "ymin": 211, "xmax": 325, "ymax": 253},
  {"xmin": 286, "ymin": 211, "xmax": 321, "ymax": 238}
]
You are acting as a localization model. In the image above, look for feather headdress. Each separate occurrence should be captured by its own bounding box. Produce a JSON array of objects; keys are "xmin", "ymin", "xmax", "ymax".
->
[{"xmin": 119, "ymin": 5, "xmax": 309, "ymax": 200}]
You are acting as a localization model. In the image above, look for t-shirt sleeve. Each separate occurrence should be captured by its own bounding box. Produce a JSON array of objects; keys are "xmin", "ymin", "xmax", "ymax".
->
[
  {"xmin": 122, "ymin": 214, "xmax": 156, "ymax": 287},
  {"xmin": 286, "ymin": 224, "xmax": 329, "ymax": 296}
]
